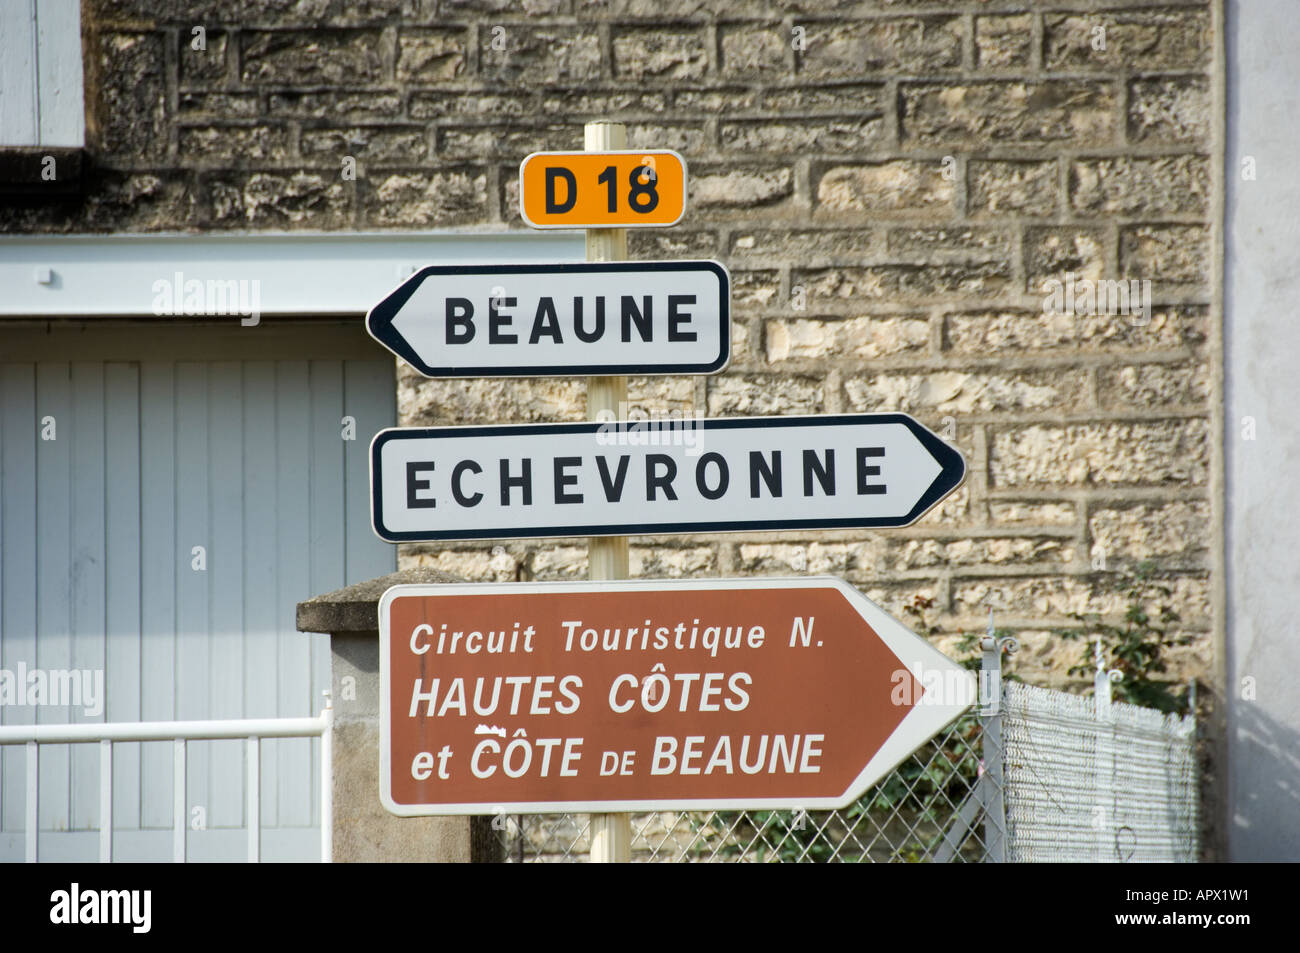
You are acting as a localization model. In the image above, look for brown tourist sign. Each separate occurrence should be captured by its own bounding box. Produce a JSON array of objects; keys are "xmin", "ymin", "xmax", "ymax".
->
[{"xmin": 379, "ymin": 577, "xmax": 975, "ymax": 815}]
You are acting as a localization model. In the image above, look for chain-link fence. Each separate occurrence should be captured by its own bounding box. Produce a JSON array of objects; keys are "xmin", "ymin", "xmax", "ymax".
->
[
  {"xmin": 492, "ymin": 639, "xmax": 1199, "ymax": 862},
  {"xmin": 493, "ymin": 712, "xmax": 991, "ymax": 862}
]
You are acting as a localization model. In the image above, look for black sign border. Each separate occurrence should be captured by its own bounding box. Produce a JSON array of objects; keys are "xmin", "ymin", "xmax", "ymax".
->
[
  {"xmin": 370, "ymin": 413, "xmax": 966, "ymax": 542},
  {"xmin": 366, "ymin": 260, "xmax": 730, "ymax": 378}
]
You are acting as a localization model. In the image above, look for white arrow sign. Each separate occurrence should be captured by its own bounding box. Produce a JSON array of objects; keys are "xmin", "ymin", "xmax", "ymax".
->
[
  {"xmin": 369, "ymin": 413, "xmax": 965, "ymax": 542},
  {"xmin": 366, "ymin": 260, "xmax": 730, "ymax": 378}
]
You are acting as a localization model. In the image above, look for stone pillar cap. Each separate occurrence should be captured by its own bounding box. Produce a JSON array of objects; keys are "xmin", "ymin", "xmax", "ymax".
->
[{"xmin": 296, "ymin": 568, "xmax": 466, "ymax": 634}]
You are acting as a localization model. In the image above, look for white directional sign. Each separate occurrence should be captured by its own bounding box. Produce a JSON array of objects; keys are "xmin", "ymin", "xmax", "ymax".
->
[
  {"xmin": 366, "ymin": 261, "xmax": 730, "ymax": 378},
  {"xmin": 369, "ymin": 413, "xmax": 965, "ymax": 542}
]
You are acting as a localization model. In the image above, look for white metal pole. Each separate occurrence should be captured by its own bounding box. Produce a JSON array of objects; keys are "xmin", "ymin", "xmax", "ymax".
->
[
  {"xmin": 585, "ymin": 119, "xmax": 633, "ymax": 864},
  {"xmin": 1094, "ymin": 639, "xmax": 1117, "ymax": 861},
  {"xmin": 173, "ymin": 738, "xmax": 186, "ymax": 863},
  {"xmin": 320, "ymin": 692, "xmax": 333, "ymax": 863},
  {"xmin": 25, "ymin": 741, "xmax": 37, "ymax": 863},
  {"xmin": 247, "ymin": 735, "xmax": 260, "ymax": 863},
  {"xmin": 99, "ymin": 739, "xmax": 113, "ymax": 863},
  {"xmin": 0, "ymin": 715, "xmax": 328, "ymax": 744}
]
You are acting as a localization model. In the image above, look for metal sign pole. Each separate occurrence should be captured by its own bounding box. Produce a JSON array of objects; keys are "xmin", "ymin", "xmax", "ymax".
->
[{"xmin": 584, "ymin": 119, "xmax": 633, "ymax": 864}]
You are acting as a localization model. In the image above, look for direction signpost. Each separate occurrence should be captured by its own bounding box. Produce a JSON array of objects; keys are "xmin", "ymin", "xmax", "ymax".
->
[
  {"xmin": 362, "ymin": 120, "xmax": 974, "ymax": 863},
  {"xmin": 365, "ymin": 260, "xmax": 730, "ymax": 378},
  {"xmin": 378, "ymin": 577, "xmax": 976, "ymax": 815}
]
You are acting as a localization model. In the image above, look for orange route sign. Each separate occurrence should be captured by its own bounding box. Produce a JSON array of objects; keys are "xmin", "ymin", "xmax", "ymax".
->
[
  {"xmin": 519, "ymin": 150, "xmax": 687, "ymax": 229},
  {"xmin": 378, "ymin": 576, "xmax": 975, "ymax": 815}
]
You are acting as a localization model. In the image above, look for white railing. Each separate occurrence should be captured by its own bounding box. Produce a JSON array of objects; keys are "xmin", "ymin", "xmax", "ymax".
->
[{"xmin": 0, "ymin": 695, "xmax": 333, "ymax": 864}]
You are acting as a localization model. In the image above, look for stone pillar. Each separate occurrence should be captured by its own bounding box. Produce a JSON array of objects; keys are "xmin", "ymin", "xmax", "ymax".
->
[{"xmin": 297, "ymin": 568, "xmax": 500, "ymax": 863}]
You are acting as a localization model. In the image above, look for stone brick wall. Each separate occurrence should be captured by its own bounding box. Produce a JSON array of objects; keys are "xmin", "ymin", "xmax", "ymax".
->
[{"xmin": 11, "ymin": 0, "xmax": 1217, "ymax": 690}]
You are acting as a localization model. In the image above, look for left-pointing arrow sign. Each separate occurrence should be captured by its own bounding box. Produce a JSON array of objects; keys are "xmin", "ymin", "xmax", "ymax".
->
[{"xmin": 366, "ymin": 260, "xmax": 730, "ymax": 378}]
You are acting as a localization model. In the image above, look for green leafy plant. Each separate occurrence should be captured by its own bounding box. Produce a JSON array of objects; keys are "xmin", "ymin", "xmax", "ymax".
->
[{"xmin": 1061, "ymin": 560, "xmax": 1192, "ymax": 715}]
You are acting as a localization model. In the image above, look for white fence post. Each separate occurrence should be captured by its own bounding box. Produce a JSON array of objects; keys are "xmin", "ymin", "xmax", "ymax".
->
[
  {"xmin": 979, "ymin": 612, "xmax": 1016, "ymax": 863},
  {"xmin": 173, "ymin": 738, "xmax": 186, "ymax": 863},
  {"xmin": 99, "ymin": 740, "xmax": 113, "ymax": 863},
  {"xmin": 247, "ymin": 736, "xmax": 260, "ymax": 863},
  {"xmin": 25, "ymin": 741, "xmax": 38, "ymax": 863},
  {"xmin": 1093, "ymin": 638, "xmax": 1120, "ymax": 860},
  {"xmin": 320, "ymin": 692, "xmax": 333, "ymax": 864}
]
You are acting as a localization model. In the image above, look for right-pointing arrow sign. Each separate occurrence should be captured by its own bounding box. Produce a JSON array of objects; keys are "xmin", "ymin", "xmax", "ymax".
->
[
  {"xmin": 379, "ymin": 576, "xmax": 978, "ymax": 815},
  {"xmin": 370, "ymin": 412, "xmax": 966, "ymax": 542}
]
